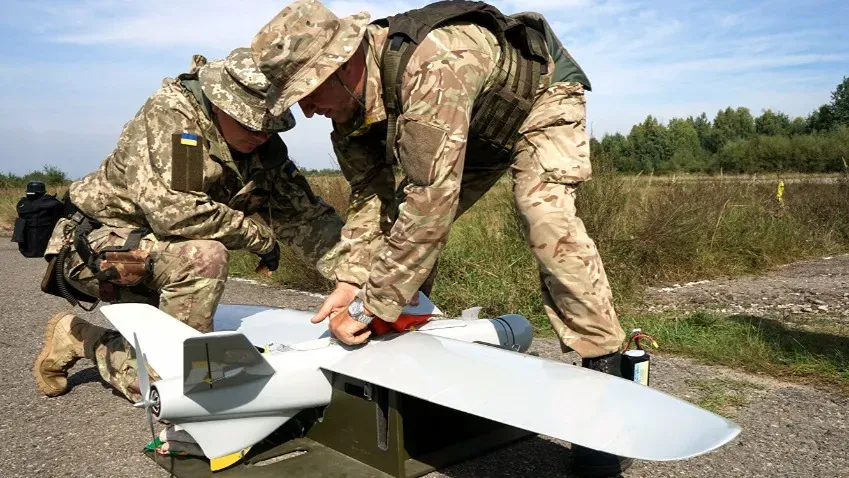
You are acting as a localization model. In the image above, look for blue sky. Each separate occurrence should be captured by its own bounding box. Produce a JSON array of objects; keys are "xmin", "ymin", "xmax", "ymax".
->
[{"xmin": 1, "ymin": 0, "xmax": 847, "ymax": 179}]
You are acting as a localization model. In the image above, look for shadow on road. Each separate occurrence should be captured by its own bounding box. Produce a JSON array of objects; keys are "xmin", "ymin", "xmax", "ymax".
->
[
  {"xmin": 437, "ymin": 437, "xmax": 627, "ymax": 478},
  {"xmin": 67, "ymin": 366, "xmax": 110, "ymax": 390}
]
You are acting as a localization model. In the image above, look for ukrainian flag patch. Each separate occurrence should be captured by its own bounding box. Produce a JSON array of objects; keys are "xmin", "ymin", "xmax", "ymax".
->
[{"xmin": 180, "ymin": 132, "xmax": 198, "ymax": 146}]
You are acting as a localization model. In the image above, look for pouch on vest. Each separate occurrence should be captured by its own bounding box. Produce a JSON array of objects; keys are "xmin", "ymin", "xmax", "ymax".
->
[{"xmin": 11, "ymin": 191, "xmax": 64, "ymax": 258}]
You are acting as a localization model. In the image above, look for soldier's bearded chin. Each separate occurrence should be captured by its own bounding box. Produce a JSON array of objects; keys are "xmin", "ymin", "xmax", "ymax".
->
[{"xmin": 299, "ymin": 78, "xmax": 361, "ymax": 124}]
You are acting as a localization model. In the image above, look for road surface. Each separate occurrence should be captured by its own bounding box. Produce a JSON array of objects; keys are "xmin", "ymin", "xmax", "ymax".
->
[{"xmin": 1, "ymin": 240, "xmax": 846, "ymax": 477}]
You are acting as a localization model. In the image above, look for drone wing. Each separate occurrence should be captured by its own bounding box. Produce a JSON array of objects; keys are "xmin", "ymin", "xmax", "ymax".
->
[{"xmin": 322, "ymin": 332, "xmax": 741, "ymax": 462}]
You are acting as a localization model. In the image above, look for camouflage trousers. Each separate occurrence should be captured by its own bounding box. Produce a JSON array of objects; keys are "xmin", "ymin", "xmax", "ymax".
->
[
  {"xmin": 421, "ymin": 82, "xmax": 625, "ymax": 357},
  {"xmin": 509, "ymin": 158, "xmax": 626, "ymax": 357},
  {"xmin": 61, "ymin": 223, "xmax": 229, "ymax": 401}
]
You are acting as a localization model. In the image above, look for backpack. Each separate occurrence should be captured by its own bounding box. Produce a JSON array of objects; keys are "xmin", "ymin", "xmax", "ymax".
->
[{"xmin": 11, "ymin": 182, "xmax": 64, "ymax": 258}]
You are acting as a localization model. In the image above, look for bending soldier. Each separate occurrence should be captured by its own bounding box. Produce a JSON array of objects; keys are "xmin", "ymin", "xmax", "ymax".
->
[
  {"xmin": 250, "ymin": 1, "xmax": 629, "ymax": 475},
  {"xmin": 34, "ymin": 48, "xmax": 343, "ymax": 403}
]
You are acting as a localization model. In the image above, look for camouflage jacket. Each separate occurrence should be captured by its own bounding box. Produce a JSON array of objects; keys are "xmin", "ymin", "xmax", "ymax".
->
[
  {"xmin": 320, "ymin": 21, "xmax": 559, "ymax": 321},
  {"xmin": 49, "ymin": 75, "xmax": 338, "ymax": 260}
]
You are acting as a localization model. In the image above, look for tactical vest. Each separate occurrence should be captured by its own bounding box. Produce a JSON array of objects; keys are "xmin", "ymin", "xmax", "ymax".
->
[{"xmin": 373, "ymin": 0, "xmax": 590, "ymax": 168}]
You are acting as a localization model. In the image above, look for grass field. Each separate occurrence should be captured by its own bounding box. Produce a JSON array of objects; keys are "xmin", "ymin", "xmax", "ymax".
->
[
  {"xmin": 262, "ymin": 170, "xmax": 849, "ymax": 391},
  {"xmin": 259, "ymin": 170, "xmax": 849, "ymax": 318},
  {"xmin": 622, "ymin": 311, "xmax": 849, "ymax": 394},
  {"xmin": 6, "ymin": 173, "xmax": 848, "ymax": 319}
]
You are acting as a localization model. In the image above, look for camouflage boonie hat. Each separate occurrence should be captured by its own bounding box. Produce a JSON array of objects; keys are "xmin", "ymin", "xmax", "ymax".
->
[
  {"xmin": 198, "ymin": 47, "xmax": 296, "ymax": 132},
  {"xmin": 251, "ymin": 0, "xmax": 371, "ymax": 116}
]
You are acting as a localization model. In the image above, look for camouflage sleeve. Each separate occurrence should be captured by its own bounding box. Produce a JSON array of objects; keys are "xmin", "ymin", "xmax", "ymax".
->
[
  {"xmin": 360, "ymin": 36, "xmax": 496, "ymax": 322},
  {"xmin": 127, "ymin": 93, "xmax": 276, "ymax": 254},
  {"xmin": 258, "ymin": 159, "xmax": 345, "ymax": 268},
  {"xmin": 319, "ymin": 128, "xmax": 398, "ymax": 286}
]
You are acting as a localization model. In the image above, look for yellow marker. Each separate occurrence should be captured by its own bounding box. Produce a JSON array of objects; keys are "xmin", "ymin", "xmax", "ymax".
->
[{"xmin": 210, "ymin": 446, "xmax": 252, "ymax": 471}]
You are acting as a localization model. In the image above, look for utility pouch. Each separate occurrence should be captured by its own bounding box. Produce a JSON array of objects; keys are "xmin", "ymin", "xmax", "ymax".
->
[
  {"xmin": 41, "ymin": 253, "xmax": 100, "ymax": 305},
  {"xmin": 85, "ymin": 226, "xmax": 153, "ymax": 288},
  {"xmin": 96, "ymin": 249, "xmax": 152, "ymax": 287}
]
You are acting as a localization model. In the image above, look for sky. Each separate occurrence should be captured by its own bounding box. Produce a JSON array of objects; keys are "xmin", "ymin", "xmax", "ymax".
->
[{"xmin": 1, "ymin": 0, "xmax": 847, "ymax": 179}]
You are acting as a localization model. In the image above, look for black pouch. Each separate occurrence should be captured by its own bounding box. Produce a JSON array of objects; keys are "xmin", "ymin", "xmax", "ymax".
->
[{"xmin": 12, "ymin": 194, "xmax": 64, "ymax": 258}]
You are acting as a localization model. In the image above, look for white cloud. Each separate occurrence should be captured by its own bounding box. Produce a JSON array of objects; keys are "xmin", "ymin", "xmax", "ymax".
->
[{"xmin": 28, "ymin": 0, "xmax": 286, "ymax": 50}]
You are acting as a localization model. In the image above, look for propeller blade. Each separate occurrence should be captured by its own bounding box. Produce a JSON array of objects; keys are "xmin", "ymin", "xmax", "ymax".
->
[
  {"xmin": 132, "ymin": 333, "xmax": 158, "ymax": 449},
  {"xmin": 133, "ymin": 333, "xmax": 151, "ymax": 402}
]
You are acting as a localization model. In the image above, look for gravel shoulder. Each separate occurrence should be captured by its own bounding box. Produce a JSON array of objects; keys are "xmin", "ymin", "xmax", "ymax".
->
[
  {"xmin": 641, "ymin": 254, "xmax": 849, "ymax": 325},
  {"xmin": 1, "ymin": 241, "xmax": 847, "ymax": 477}
]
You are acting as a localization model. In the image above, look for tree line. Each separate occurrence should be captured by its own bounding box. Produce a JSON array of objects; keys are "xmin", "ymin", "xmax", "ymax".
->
[
  {"xmin": 0, "ymin": 166, "xmax": 70, "ymax": 188},
  {"xmin": 591, "ymin": 76, "xmax": 849, "ymax": 174}
]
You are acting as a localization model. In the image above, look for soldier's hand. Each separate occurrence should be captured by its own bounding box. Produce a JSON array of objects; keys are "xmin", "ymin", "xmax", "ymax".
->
[
  {"xmin": 311, "ymin": 282, "xmax": 359, "ymax": 324},
  {"xmin": 329, "ymin": 307, "xmax": 372, "ymax": 345},
  {"xmin": 255, "ymin": 243, "xmax": 280, "ymax": 277}
]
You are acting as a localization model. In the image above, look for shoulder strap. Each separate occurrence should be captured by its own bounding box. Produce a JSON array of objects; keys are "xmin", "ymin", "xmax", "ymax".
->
[
  {"xmin": 508, "ymin": 12, "xmax": 591, "ymax": 90},
  {"xmin": 380, "ymin": 36, "xmax": 411, "ymax": 165},
  {"xmin": 178, "ymin": 78, "xmax": 214, "ymax": 120}
]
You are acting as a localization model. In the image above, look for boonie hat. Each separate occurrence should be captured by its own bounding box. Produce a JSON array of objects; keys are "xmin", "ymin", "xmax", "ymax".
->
[
  {"xmin": 251, "ymin": 0, "xmax": 371, "ymax": 116},
  {"xmin": 198, "ymin": 47, "xmax": 296, "ymax": 132}
]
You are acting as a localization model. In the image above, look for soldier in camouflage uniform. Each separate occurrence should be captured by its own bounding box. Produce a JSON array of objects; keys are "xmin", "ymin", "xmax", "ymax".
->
[
  {"xmin": 251, "ymin": 1, "xmax": 630, "ymax": 475},
  {"xmin": 33, "ymin": 48, "xmax": 343, "ymax": 404}
]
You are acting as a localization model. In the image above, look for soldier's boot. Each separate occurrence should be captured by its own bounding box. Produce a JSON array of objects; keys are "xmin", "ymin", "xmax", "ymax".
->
[
  {"xmin": 34, "ymin": 312, "xmax": 108, "ymax": 397},
  {"xmin": 570, "ymin": 352, "xmax": 634, "ymax": 477}
]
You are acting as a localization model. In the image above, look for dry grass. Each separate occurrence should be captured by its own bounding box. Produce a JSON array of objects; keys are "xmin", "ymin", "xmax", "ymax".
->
[
  {"xmin": 5, "ymin": 171, "xmax": 849, "ymax": 388},
  {"xmin": 3, "ymin": 174, "xmax": 847, "ymax": 327},
  {"xmin": 306, "ymin": 175, "xmax": 352, "ymax": 219},
  {"xmin": 273, "ymin": 171, "xmax": 849, "ymax": 330},
  {"xmin": 683, "ymin": 378, "xmax": 766, "ymax": 418}
]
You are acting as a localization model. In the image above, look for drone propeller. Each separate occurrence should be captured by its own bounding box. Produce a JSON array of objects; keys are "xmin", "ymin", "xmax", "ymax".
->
[{"xmin": 132, "ymin": 333, "xmax": 159, "ymax": 450}]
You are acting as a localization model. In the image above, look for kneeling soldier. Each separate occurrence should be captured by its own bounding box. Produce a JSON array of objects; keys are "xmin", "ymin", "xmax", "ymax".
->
[{"xmin": 34, "ymin": 48, "xmax": 343, "ymax": 403}]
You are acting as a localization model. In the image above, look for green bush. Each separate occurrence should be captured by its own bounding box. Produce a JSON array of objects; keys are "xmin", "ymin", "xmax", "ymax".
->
[{"xmin": 0, "ymin": 165, "xmax": 71, "ymax": 189}]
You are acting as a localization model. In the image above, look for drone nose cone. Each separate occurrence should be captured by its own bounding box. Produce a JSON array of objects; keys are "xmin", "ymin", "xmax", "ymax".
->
[{"xmin": 497, "ymin": 314, "xmax": 533, "ymax": 352}]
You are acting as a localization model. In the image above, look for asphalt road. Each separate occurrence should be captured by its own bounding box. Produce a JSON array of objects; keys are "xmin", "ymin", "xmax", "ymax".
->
[{"xmin": 1, "ymin": 240, "xmax": 847, "ymax": 477}]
